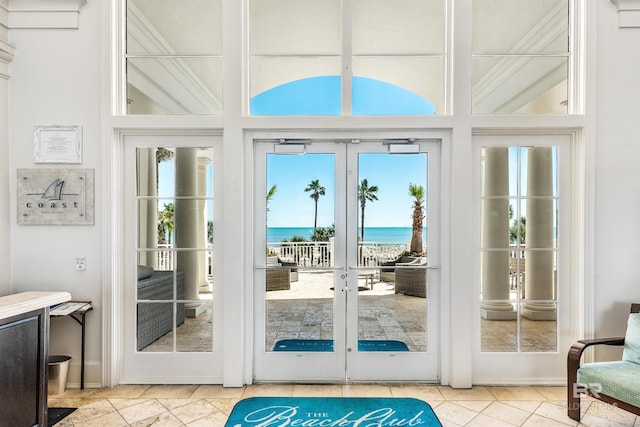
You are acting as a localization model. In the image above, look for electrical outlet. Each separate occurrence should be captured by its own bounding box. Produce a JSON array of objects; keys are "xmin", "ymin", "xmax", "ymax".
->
[{"xmin": 76, "ymin": 257, "xmax": 86, "ymax": 271}]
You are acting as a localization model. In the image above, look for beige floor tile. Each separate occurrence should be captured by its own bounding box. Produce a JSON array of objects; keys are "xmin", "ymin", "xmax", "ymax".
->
[
  {"xmin": 109, "ymin": 398, "xmax": 154, "ymax": 411},
  {"xmin": 186, "ymin": 411, "xmax": 229, "ymax": 427},
  {"xmin": 191, "ymin": 384, "xmax": 245, "ymax": 399},
  {"xmin": 532, "ymin": 401, "xmax": 576, "ymax": 425},
  {"xmin": 500, "ymin": 400, "xmax": 543, "ymax": 413},
  {"xmin": 130, "ymin": 411, "xmax": 184, "ymax": 427},
  {"xmin": 584, "ymin": 401, "xmax": 638, "ymax": 426},
  {"xmin": 156, "ymin": 398, "xmax": 199, "ymax": 411},
  {"xmin": 293, "ymin": 384, "xmax": 344, "ymax": 396},
  {"xmin": 522, "ymin": 413, "xmax": 577, "ymax": 426},
  {"xmin": 389, "ymin": 384, "xmax": 445, "ymax": 401},
  {"xmin": 118, "ymin": 399, "xmax": 169, "ymax": 424},
  {"xmin": 465, "ymin": 413, "xmax": 517, "ymax": 427},
  {"xmin": 452, "ymin": 400, "xmax": 493, "ymax": 412},
  {"xmin": 58, "ymin": 399, "xmax": 118, "ymax": 423},
  {"xmin": 579, "ymin": 414, "xmax": 632, "ymax": 427},
  {"xmin": 208, "ymin": 398, "xmax": 242, "ymax": 415},
  {"xmin": 481, "ymin": 401, "xmax": 531, "ymax": 425},
  {"xmin": 534, "ymin": 386, "xmax": 566, "ymax": 400},
  {"xmin": 139, "ymin": 384, "xmax": 199, "ymax": 398},
  {"xmin": 487, "ymin": 386, "xmax": 547, "ymax": 401},
  {"xmin": 434, "ymin": 401, "xmax": 480, "ymax": 426},
  {"xmin": 61, "ymin": 410, "xmax": 129, "ymax": 427},
  {"xmin": 438, "ymin": 386, "xmax": 496, "ymax": 401},
  {"xmin": 242, "ymin": 383, "xmax": 295, "ymax": 397},
  {"xmin": 91, "ymin": 384, "xmax": 151, "ymax": 398},
  {"xmin": 170, "ymin": 399, "xmax": 221, "ymax": 424},
  {"xmin": 342, "ymin": 384, "xmax": 393, "ymax": 397}
]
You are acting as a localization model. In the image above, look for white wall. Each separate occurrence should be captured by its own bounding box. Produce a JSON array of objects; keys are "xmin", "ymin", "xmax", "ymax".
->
[
  {"xmin": 8, "ymin": 0, "xmax": 102, "ymax": 387},
  {"xmin": 0, "ymin": 0, "xmax": 13, "ymax": 296},
  {"xmin": 593, "ymin": 1, "xmax": 640, "ymax": 359}
]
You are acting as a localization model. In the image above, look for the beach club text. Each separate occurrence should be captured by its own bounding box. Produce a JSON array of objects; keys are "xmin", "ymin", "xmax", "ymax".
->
[{"xmin": 235, "ymin": 405, "xmax": 428, "ymax": 427}]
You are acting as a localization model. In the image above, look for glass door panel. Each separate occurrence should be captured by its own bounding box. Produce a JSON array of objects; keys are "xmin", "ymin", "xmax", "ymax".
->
[
  {"xmin": 354, "ymin": 152, "xmax": 428, "ymax": 353},
  {"xmin": 265, "ymin": 152, "xmax": 336, "ymax": 353},
  {"xmin": 123, "ymin": 136, "xmax": 221, "ymax": 383},
  {"xmin": 474, "ymin": 134, "xmax": 569, "ymax": 384}
]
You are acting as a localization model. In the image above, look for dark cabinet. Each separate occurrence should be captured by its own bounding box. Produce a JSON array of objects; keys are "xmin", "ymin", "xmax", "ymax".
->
[{"xmin": 0, "ymin": 308, "xmax": 48, "ymax": 427}]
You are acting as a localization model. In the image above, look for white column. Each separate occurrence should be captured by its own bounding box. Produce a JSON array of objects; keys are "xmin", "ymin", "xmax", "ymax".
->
[
  {"xmin": 481, "ymin": 147, "xmax": 516, "ymax": 320},
  {"xmin": 175, "ymin": 148, "xmax": 204, "ymax": 317},
  {"xmin": 522, "ymin": 147, "xmax": 556, "ymax": 320},
  {"xmin": 197, "ymin": 157, "xmax": 210, "ymax": 293},
  {"xmin": 137, "ymin": 148, "xmax": 158, "ymax": 268}
]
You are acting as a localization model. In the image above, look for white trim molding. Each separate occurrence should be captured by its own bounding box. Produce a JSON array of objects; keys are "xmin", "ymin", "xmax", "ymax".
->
[
  {"xmin": 611, "ymin": 0, "xmax": 640, "ymax": 28},
  {"xmin": 8, "ymin": 0, "xmax": 86, "ymax": 29},
  {"xmin": 0, "ymin": 0, "xmax": 14, "ymax": 79}
]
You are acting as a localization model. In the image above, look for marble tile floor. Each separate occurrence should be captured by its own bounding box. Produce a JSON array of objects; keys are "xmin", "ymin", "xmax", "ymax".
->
[{"xmin": 48, "ymin": 384, "xmax": 640, "ymax": 426}]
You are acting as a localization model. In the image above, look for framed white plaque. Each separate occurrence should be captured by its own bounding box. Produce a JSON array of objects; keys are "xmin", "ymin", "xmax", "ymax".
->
[{"xmin": 33, "ymin": 125, "xmax": 82, "ymax": 164}]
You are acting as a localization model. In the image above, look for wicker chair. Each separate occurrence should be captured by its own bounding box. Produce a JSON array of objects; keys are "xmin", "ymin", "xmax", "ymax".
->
[
  {"xmin": 379, "ymin": 256, "xmax": 420, "ymax": 283},
  {"xmin": 395, "ymin": 259, "xmax": 427, "ymax": 298},
  {"xmin": 266, "ymin": 268, "xmax": 290, "ymax": 291}
]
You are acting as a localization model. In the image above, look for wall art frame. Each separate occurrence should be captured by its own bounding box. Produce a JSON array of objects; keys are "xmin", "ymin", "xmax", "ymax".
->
[{"xmin": 33, "ymin": 125, "xmax": 82, "ymax": 164}]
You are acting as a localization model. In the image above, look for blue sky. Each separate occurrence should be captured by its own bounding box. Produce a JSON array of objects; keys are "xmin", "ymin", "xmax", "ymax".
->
[{"xmin": 267, "ymin": 152, "xmax": 428, "ymax": 228}]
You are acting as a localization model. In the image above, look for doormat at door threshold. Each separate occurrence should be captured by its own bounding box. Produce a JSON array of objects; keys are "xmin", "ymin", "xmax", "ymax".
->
[
  {"xmin": 273, "ymin": 339, "xmax": 409, "ymax": 352},
  {"xmin": 225, "ymin": 397, "xmax": 442, "ymax": 427},
  {"xmin": 48, "ymin": 407, "xmax": 76, "ymax": 426}
]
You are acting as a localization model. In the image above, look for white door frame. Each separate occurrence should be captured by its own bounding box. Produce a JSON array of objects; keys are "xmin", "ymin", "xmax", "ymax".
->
[
  {"xmin": 250, "ymin": 132, "xmax": 449, "ymax": 383},
  {"xmin": 120, "ymin": 133, "xmax": 224, "ymax": 384},
  {"xmin": 471, "ymin": 132, "xmax": 575, "ymax": 385}
]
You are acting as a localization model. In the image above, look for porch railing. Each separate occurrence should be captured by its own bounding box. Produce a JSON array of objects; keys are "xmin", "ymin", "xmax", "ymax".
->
[{"xmin": 154, "ymin": 241, "xmax": 414, "ymax": 270}]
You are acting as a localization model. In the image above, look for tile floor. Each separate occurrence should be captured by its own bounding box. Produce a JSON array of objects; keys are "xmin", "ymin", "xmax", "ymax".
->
[{"xmin": 48, "ymin": 384, "xmax": 640, "ymax": 427}]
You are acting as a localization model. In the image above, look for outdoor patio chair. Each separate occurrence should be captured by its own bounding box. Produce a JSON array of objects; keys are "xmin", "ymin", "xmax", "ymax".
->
[
  {"xmin": 266, "ymin": 268, "xmax": 290, "ymax": 291},
  {"xmin": 395, "ymin": 258, "xmax": 427, "ymax": 298},
  {"xmin": 379, "ymin": 256, "xmax": 421, "ymax": 283},
  {"xmin": 567, "ymin": 303, "xmax": 640, "ymax": 421}
]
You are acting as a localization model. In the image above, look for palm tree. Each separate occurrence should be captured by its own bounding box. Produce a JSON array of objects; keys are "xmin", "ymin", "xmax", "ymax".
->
[
  {"xmin": 304, "ymin": 179, "xmax": 326, "ymax": 232},
  {"xmin": 157, "ymin": 202, "xmax": 174, "ymax": 244},
  {"xmin": 408, "ymin": 183, "xmax": 425, "ymax": 254},
  {"xmin": 266, "ymin": 184, "xmax": 277, "ymax": 212},
  {"xmin": 358, "ymin": 179, "xmax": 379, "ymax": 242}
]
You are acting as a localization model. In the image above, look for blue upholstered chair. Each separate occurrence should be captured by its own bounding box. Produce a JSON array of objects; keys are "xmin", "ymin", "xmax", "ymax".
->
[{"xmin": 567, "ymin": 303, "xmax": 640, "ymax": 421}]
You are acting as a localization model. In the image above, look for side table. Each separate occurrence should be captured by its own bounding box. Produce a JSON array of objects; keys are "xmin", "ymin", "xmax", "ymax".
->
[{"xmin": 50, "ymin": 301, "xmax": 92, "ymax": 390}]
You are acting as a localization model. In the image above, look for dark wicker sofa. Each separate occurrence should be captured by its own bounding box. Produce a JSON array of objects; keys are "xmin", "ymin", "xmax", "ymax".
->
[{"xmin": 136, "ymin": 268, "xmax": 185, "ymax": 350}]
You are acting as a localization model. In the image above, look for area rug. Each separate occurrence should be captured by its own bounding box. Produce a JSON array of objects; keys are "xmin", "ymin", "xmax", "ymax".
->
[
  {"xmin": 225, "ymin": 397, "xmax": 441, "ymax": 427},
  {"xmin": 273, "ymin": 339, "xmax": 410, "ymax": 352},
  {"xmin": 47, "ymin": 407, "xmax": 76, "ymax": 426}
]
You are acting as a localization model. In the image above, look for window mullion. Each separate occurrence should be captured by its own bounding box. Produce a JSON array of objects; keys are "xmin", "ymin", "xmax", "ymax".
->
[{"xmin": 342, "ymin": 0, "xmax": 353, "ymax": 116}]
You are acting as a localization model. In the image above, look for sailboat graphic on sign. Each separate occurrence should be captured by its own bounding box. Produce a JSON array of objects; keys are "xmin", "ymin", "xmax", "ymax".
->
[{"xmin": 42, "ymin": 179, "xmax": 65, "ymax": 200}]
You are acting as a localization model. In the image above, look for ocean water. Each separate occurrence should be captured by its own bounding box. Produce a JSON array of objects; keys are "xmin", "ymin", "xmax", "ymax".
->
[{"xmin": 267, "ymin": 227, "xmax": 426, "ymax": 243}]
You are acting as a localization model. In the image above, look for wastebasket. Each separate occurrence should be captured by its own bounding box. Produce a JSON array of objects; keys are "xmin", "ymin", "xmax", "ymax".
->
[{"xmin": 48, "ymin": 355, "xmax": 71, "ymax": 395}]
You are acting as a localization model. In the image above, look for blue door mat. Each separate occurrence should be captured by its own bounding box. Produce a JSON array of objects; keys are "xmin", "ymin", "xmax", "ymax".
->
[
  {"xmin": 225, "ymin": 397, "xmax": 441, "ymax": 426},
  {"xmin": 273, "ymin": 339, "xmax": 409, "ymax": 352}
]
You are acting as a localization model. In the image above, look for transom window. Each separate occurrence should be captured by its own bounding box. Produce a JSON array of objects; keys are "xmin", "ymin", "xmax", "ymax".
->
[
  {"xmin": 124, "ymin": 0, "xmax": 223, "ymax": 115},
  {"xmin": 249, "ymin": 0, "xmax": 445, "ymax": 116},
  {"xmin": 472, "ymin": 0, "xmax": 570, "ymax": 114}
]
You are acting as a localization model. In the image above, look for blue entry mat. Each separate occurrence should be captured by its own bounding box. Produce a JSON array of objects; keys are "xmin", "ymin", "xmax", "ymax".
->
[
  {"xmin": 273, "ymin": 339, "xmax": 409, "ymax": 352},
  {"xmin": 225, "ymin": 397, "xmax": 442, "ymax": 427}
]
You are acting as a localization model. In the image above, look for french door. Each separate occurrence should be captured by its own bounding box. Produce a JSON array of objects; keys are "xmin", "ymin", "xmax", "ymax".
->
[
  {"xmin": 253, "ymin": 138, "xmax": 440, "ymax": 382},
  {"xmin": 122, "ymin": 135, "xmax": 222, "ymax": 383}
]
